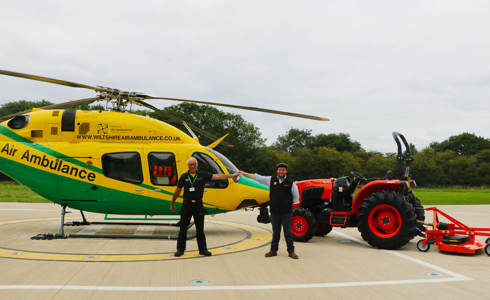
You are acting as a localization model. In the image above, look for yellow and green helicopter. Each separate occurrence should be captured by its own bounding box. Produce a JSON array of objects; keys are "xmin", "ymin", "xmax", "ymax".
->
[{"xmin": 0, "ymin": 69, "xmax": 328, "ymax": 239}]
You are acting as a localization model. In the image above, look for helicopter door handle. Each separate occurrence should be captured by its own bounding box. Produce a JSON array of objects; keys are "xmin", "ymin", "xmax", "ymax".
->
[{"xmin": 135, "ymin": 188, "xmax": 143, "ymax": 192}]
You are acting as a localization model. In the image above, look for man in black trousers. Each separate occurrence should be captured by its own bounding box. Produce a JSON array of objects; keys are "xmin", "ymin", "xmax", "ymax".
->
[
  {"xmin": 171, "ymin": 157, "xmax": 238, "ymax": 257},
  {"xmin": 239, "ymin": 163, "xmax": 299, "ymax": 259}
]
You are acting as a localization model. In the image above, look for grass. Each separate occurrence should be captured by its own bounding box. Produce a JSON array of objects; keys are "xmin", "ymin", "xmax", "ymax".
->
[
  {"xmin": 413, "ymin": 187, "xmax": 490, "ymax": 205},
  {"xmin": 0, "ymin": 182, "xmax": 489, "ymax": 205},
  {"xmin": 0, "ymin": 182, "xmax": 49, "ymax": 203}
]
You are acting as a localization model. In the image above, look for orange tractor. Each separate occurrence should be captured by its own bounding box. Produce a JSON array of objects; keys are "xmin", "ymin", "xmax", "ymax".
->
[{"xmin": 258, "ymin": 132, "xmax": 425, "ymax": 249}]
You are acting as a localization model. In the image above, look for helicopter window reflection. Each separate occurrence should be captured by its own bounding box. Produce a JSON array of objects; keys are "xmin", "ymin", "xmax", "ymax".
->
[
  {"xmin": 206, "ymin": 148, "xmax": 238, "ymax": 174},
  {"xmin": 192, "ymin": 152, "xmax": 228, "ymax": 189},
  {"xmin": 102, "ymin": 152, "xmax": 143, "ymax": 184},
  {"xmin": 148, "ymin": 152, "xmax": 178, "ymax": 186}
]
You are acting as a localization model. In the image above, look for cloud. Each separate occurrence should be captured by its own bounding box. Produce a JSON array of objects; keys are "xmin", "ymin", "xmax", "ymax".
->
[{"xmin": 1, "ymin": 0, "xmax": 489, "ymax": 153}]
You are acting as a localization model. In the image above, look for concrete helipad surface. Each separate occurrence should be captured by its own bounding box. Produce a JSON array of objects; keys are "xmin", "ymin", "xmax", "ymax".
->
[{"xmin": 0, "ymin": 203, "xmax": 489, "ymax": 300}]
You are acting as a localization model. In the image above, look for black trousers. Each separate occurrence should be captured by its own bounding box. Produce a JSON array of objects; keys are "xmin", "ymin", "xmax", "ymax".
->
[
  {"xmin": 176, "ymin": 201, "xmax": 207, "ymax": 252},
  {"xmin": 270, "ymin": 211, "xmax": 294, "ymax": 253}
]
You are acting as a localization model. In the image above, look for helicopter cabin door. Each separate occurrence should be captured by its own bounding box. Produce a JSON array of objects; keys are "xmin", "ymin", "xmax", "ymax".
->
[
  {"xmin": 99, "ymin": 149, "xmax": 149, "ymax": 215},
  {"xmin": 145, "ymin": 151, "xmax": 180, "ymax": 214},
  {"xmin": 57, "ymin": 150, "xmax": 101, "ymax": 212}
]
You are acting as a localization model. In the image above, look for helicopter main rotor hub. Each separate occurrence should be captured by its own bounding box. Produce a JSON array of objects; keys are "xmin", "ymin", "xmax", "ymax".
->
[{"xmin": 97, "ymin": 86, "xmax": 148, "ymax": 111}]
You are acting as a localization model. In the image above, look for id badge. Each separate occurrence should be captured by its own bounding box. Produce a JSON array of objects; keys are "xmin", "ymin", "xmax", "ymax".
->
[{"xmin": 189, "ymin": 187, "xmax": 195, "ymax": 192}]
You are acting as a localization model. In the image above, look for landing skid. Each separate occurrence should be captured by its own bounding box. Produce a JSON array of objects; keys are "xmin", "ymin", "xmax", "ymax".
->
[{"xmin": 31, "ymin": 205, "xmax": 196, "ymax": 240}]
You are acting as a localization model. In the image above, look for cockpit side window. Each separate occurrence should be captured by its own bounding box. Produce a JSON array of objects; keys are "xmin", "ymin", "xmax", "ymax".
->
[
  {"xmin": 206, "ymin": 148, "xmax": 238, "ymax": 174},
  {"xmin": 192, "ymin": 152, "xmax": 228, "ymax": 188},
  {"xmin": 102, "ymin": 152, "xmax": 143, "ymax": 184}
]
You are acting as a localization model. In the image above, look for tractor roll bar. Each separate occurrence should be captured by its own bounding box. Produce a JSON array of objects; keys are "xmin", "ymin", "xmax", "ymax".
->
[
  {"xmin": 392, "ymin": 132, "xmax": 413, "ymax": 180},
  {"xmin": 392, "ymin": 131, "xmax": 410, "ymax": 157}
]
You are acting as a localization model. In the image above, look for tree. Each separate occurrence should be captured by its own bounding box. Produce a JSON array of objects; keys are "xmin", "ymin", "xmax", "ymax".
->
[
  {"xmin": 430, "ymin": 133, "xmax": 490, "ymax": 156},
  {"xmin": 475, "ymin": 149, "xmax": 490, "ymax": 185},
  {"xmin": 150, "ymin": 103, "xmax": 265, "ymax": 169},
  {"xmin": 0, "ymin": 100, "xmax": 53, "ymax": 118},
  {"xmin": 271, "ymin": 128, "xmax": 313, "ymax": 153},
  {"xmin": 245, "ymin": 147, "xmax": 278, "ymax": 175},
  {"xmin": 310, "ymin": 133, "xmax": 362, "ymax": 152},
  {"xmin": 363, "ymin": 152, "xmax": 395, "ymax": 179}
]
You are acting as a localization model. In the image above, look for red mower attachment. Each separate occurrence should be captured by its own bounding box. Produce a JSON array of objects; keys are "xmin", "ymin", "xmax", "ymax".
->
[{"xmin": 417, "ymin": 207, "xmax": 490, "ymax": 256}]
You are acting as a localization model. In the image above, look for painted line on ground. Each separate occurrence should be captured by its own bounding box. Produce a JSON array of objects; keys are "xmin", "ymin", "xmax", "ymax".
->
[
  {"xmin": 0, "ymin": 217, "xmax": 472, "ymax": 291},
  {"xmin": 0, "ymin": 219, "xmax": 271, "ymax": 262},
  {"xmin": 331, "ymin": 230, "xmax": 471, "ymax": 280},
  {"xmin": 0, "ymin": 208, "xmax": 57, "ymax": 211},
  {"xmin": 0, "ymin": 277, "xmax": 470, "ymax": 291}
]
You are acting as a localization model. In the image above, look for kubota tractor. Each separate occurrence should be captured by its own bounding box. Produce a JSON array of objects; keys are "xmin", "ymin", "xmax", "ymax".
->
[{"xmin": 257, "ymin": 132, "xmax": 425, "ymax": 250}]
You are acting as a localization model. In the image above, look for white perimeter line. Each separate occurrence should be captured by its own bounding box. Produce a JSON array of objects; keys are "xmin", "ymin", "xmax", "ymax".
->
[
  {"xmin": 0, "ymin": 278, "xmax": 469, "ymax": 291},
  {"xmin": 0, "ymin": 229, "xmax": 471, "ymax": 292},
  {"xmin": 0, "ymin": 209, "xmax": 57, "ymax": 211},
  {"xmin": 331, "ymin": 230, "xmax": 471, "ymax": 280}
]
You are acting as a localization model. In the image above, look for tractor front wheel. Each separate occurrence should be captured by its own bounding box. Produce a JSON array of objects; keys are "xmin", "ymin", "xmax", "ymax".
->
[
  {"xmin": 291, "ymin": 208, "xmax": 317, "ymax": 242},
  {"xmin": 315, "ymin": 223, "xmax": 333, "ymax": 236},
  {"xmin": 358, "ymin": 191, "xmax": 417, "ymax": 249},
  {"xmin": 485, "ymin": 244, "xmax": 490, "ymax": 256}
]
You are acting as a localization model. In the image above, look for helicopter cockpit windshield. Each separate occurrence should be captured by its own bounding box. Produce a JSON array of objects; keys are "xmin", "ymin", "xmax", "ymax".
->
[{"xmin": 206, "ymin": 148, "xmax": 239, "ymax": 174}]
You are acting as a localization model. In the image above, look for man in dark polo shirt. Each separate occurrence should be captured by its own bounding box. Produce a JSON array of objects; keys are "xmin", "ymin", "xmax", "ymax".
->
[
  {"xmin": 239, "ymin": 163, "xmax": 300, "ymax": 259},
  {"xmin": 171, "ymin": 157, "xmax": 238, "ymax": 257}
]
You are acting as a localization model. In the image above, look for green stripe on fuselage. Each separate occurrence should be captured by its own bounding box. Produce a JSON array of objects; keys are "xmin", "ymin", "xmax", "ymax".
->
[
  {"xmin": 0, "ymin": 124, "xmax": 101, "ymax": 173},
  {"xmin": 237, "ymin": 175, "xmax": 269, "ymax": 191},
  {"xmin": 0, "ymin": 156, "xmax": 227, "ymax": 215}
]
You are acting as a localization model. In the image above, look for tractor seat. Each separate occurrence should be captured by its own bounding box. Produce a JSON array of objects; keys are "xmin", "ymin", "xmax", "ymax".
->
[{"xmin": 442, "ymin": 235, "xmax": 470, "ymax": 245}]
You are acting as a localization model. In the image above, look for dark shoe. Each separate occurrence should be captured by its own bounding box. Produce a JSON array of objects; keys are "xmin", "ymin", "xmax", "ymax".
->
[
  {"xmin": 265, "ymin": 251, "xmax": 277, "ymax": 257},
  {"xmin": 174, "ymin": 251, "xmax": 184, "ymax": 257},
  {"xmin": 199, "ymin": 250, "xmax": 212, "ymax": 256},
  {"xmin": 288, "ymin": 252, "xmax": 299, "ymax": 259}
]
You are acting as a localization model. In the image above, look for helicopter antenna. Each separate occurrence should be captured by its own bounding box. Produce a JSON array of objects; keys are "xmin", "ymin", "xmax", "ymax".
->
[{"xmin": 182, "ymin": 121, "xmax": 198, "ymax": 140}]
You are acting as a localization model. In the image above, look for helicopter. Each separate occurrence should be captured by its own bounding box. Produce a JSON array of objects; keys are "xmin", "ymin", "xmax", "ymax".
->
[{"xmin": 0, "ymin": 69, "xmax": 328, "ymax": 239}]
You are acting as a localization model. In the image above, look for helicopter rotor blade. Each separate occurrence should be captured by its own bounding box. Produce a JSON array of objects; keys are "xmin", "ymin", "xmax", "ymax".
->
[
  {"xmin": 0, "ymin": 69, "xmax": 103, "ymax": 92},
  {"xmin": 135, "ymin": 100, "xmax": 234, "ymax": 147},
  {"xmin": 144, "ymin": 96, "xmax": 329, "ymax": 121},
  {"xmin": 0, "ymin": 97, "xmax": 101, "ymax": 121}
]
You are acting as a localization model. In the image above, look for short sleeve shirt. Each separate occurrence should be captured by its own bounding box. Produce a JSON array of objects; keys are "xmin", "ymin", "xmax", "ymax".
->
[{"xmin": 177, "ymin": 170, "xmax": 213, "ymax": 202}]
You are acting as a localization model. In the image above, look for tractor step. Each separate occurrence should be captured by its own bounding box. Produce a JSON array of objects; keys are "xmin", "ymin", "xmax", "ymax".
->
[{"xmin": 330, "ymin": 214, "xmax": 350, "ymax": 226}]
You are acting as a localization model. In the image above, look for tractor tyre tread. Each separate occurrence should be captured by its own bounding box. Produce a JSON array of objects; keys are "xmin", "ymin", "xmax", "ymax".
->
[
  {"xmin": 357, "ymin": 190, "xmax": 417, "ymax": 250},
  {"xmin": 407, "ymin": 191, "xmax": 425, "ymax": 238}
]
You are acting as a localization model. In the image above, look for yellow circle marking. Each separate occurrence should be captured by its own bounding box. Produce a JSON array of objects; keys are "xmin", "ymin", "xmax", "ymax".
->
[{"xmin": 0, "ymin": 219, "xmax": 271, "ymax": 262}]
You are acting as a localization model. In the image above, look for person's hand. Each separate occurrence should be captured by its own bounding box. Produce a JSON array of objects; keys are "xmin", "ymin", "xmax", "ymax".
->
[
  {"xmin": 170, "ymin": 202, "xmax": 175, "ymax": 211},
  {"xmin": 238, "ymin": 170, "xmax": 245, "ymax": 175},
  {"xmin": 231, "ymin": 172, "xmax": 240, "ymax": 182}
]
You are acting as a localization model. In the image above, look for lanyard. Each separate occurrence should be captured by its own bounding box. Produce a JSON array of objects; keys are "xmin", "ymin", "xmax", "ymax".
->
[{"xmin": 187, "ymin": 173, "xmax": 197, "ymax": 187}]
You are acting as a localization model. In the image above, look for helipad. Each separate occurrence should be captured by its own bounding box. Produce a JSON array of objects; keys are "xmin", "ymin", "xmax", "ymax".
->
[
  {"xmin": 0, "ymin": 216, "xmax": 271, "ymax": 262},
  {"xmin": 0, "ymin": 203, "xmax": 489, "ymax": 300}
]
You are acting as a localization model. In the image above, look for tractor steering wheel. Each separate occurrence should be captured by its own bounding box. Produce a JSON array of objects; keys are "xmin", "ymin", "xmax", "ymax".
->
[
  {"xmin": 351, "ymin": 171, "xmax": 367, "ymax": 183},
  {"xmin": 349, "ymin": 172, "xmax": 367, "ymax": 194}
]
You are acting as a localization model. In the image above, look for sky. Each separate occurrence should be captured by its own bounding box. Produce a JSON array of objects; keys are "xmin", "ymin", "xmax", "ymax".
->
[{"xmin": 1, "ymin": 0, "xmax": 489, "ymax": 153}]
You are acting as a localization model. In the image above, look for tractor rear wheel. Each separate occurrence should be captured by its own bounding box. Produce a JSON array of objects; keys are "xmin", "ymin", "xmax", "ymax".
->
[
  {"xmin": 291, "ymin": 208, "xmax": 317, "ymax": 242},
  {"xmin": 358, "ymin": 191, "xmax": 417, "ymax": 249},
  {"xmin": 315, "ymin": 223, "xmax": 333, "ymax": 236}
]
